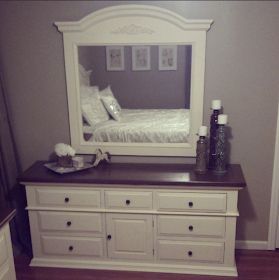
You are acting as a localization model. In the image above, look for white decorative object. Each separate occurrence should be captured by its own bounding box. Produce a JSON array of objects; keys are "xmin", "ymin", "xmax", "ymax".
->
[
  {"xmin": 54, "ymin": 143, "xmax": 76, "ymax": 168},
  {"xmin": 132, "ymin": 46, "xmax": 151, "ymax": 71},
  {"xmin": 212, "ymin": 100, "xmax": 222, "ymax": 110},
  {"xmin": 54, "ymin": 143, "xmax": 75, "ymax": 157},
  {"xmin": 106, "ymin": 46, "xmax": 125, "ymax": 71},
  {"xmin": 93, "ymin": 148, "xmax": 110, "ymax": 167},
  {"xmin": 198, "ymin": 126, "xmax": 207, "ymax": 136},
  {"xmin": 159, "ymin": 45, "xmax": 177, "ymax": 71},
  {"xmin": 54, "ymin": 5, "xmax": 213, "ymax": 157},
  {"xmin": 72, "ymin": 156, "xmax": 84, "ymax": 168},
  {"xmin": 218, "ymin": 114, "xmax": 228, "ymax": 125}
]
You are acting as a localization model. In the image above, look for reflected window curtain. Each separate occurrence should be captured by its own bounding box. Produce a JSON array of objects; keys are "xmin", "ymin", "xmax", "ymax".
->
[{"xmin": 0, "ymin": 65, "xmax": 32, "ymax": 255}]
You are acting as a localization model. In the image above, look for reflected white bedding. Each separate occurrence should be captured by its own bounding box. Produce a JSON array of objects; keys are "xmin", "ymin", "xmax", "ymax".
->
[{"xmin": 86, "ymin": 109, "xmax": 190, "ymax": 143}]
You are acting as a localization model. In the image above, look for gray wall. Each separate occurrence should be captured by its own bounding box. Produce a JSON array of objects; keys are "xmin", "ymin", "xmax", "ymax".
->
[
  {"xmin": 79, "ymin": 45, "xmax": 191, "ymax": 109},
  {"xmin": 0, "ymin": 1, "xmax": 279, "ymax": 242}
]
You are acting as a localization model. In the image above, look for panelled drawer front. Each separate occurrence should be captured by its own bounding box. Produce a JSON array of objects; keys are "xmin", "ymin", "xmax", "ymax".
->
[
  {"xmin": 0, "ymin": 234, "xmax": 8, "ymax": 267},
  {"xmin": 157, "ymin": 192, "xmax": 227, "ymax": 212},
  {"xmin": 38, "ymin": 211, "xmax": 103, "ymax": 233},
  {"xmin": 158, "ymin": 216, "xmax": 225, "ymax": 238},
  {"xmin": 105, "ymin": 191, "xmax": 152, "ymax": 209},
  {"xmin": 36, "ymin": 188, "xmax": 101, "ymax": 208},
  {"xmin": 41, "ymin": 235, "xmax": 104, "ymax": 257},
  {"xmin": 157, "ymin": 240, "xmax": 224, "ymax": 263}
]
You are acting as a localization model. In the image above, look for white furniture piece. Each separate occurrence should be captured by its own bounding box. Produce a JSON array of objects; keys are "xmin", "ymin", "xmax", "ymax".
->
[
  {"xmin": 20, "ymin": 162, "xmax": 246, "ymax": 276},
  {"xmin": 54, "ymin": 5, "xmax": 213, "ymax": 157},
  {"xmin": 0, "ymin": 208, "xmax": 16, "ymax": 280}
]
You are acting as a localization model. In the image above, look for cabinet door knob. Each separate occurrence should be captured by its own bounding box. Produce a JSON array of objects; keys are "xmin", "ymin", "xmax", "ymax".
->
[
  {"xmin": 68, "ymin": 245, "xmax": 74, "ymax": 251},
  {"xmin": 107, "ymin": 234, "xmax": 112, "ymax": 240},
  {"xmin": 188, "ymin": 225, "xmax": 193, "ymax": 231},
  {"xmin": 125, "ymin": 199, "xmax": 131, "ymax": 205},
  {"xmin": 64, "ymin": 197, "xmax": 70, "ymax": 203},
  {"xmin": 188, "ymin": 201, "xmax": 193, "ymax": 207},
  {"xmin": 66, "ymin": 221, "xmax": 72, "ymax": 227},
  {"xmin": 188, "ymin": 250, "xmax": 193, "ymax": 257}
]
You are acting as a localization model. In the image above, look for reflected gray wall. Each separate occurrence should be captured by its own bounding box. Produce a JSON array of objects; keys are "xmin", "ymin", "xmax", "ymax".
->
[
  {"xmin": 0, "ymin": 1, "xmax": 279, "ymax": 243},
  {"xmin": 79, "ymin": 45, "xmax": 191, "ymax": 109}
]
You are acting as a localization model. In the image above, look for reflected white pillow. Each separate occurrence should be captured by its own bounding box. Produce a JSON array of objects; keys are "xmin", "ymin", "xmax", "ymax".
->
[
  {"xmin": 99, "ymin": 85, "xmax": 114, "ymax": 98},
  {"xmin": 79, "ymin": 64, "xmax": 92, "ymax": 86},
  {"xmin": 81, "ymin": 91, "xmax": 109, "ymax": 127},
  {"xmin": 99, "ymin": 85, "xmax": 121, "ymax": 110},
  {"xmin": 80, "ymin": 86, "xmax": 99, "ymax": 100},
  {"xmin": 101, "ymin": 96, "xmax": 121, "ymax": 121}
]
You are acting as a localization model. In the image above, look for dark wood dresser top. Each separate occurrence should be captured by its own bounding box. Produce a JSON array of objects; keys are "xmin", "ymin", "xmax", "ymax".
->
[
  {"xmin": 0, "ymin": 208, "xmax": 16, "ymax": 230},
  {"xmin": 18, "ymin": 161, "xmax": 246, "ymax": 188}
]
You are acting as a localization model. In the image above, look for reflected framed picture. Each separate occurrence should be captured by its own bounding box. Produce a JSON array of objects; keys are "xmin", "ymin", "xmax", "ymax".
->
[
  {"xmin": 106, "ymin": 46, "xmax": 125, "ymax": 71},
  {"xmin": 159, "ymin": 45, "xmax": 177, "ymax": 71},
  {"xmin": 132, "ymin": 46, "xmax": 151, "ymax": 71}
]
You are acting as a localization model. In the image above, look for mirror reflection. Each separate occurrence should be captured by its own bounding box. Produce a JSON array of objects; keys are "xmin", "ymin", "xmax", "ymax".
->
[{"xmin": 78, "ymin": 45, "xmax": 192, "ymax": 143}]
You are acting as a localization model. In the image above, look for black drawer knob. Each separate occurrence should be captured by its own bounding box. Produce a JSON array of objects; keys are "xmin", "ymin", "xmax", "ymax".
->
[
  {"xmin": 188, "ymin": 251, "xmax": 193, "ymax": 257},
  {"xmin": 107, "ymin": 234, "xmax": 112, "ymax": 240},
  {"xmin": 66, "ymin": 221, "xmax": 72, "ymax": 227},
  {"xmin": 188, "ymin": 225, "xmax": 193, "ymax": 231},
  {"xmin": 68, "ymin": 245, "xmax": 74, "ymax": 251},
  {"xmin": 188, "ymin": 201, "xmax": 193, "ymax": 208},
  {"xmin": 64, "ymin": 197, "xmax": 70, "ymax": 203},
  {"xmin": 125, "ymin": 199, "xmax": 131, "ymax": 205}
]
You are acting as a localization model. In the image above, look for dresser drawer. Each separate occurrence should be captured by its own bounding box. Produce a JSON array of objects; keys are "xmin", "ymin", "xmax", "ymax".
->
[
  {"xmin": 157, "ymin": 216, "xmax": 225, "ymax": 238},
  {"xmin": 38, "ymin": 211, "xmax": 103, "ymax": 234},
  {"xmin": 0, "ymin": 234, "xmax": 8, "ymax": 267},
  {"xmin": 156, "ymin": 192, "xmax": 227, "ymax": 212},
  {"xmin": 41, "ymin": 235, "xmax": 104, "ymax": 257},
  {"xmin": 157, "ymin": 240, "xmax": 224, "ymax": 263},
  {"xmin": 34, "ymin": 188, "xmax": 101, "ymax": 208},
  {"xmin": 0, "ymin": 225, "xmax": 15, "ymax": 280},
  {"xmin": 105, "ymin": 191, "xmax": 152, "ymax": 210}
]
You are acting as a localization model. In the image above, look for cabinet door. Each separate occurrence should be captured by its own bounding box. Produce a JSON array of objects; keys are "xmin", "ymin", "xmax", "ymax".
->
[{"xmin": 106, "ymin": 214, "xmax": 153, "ymax": 260}]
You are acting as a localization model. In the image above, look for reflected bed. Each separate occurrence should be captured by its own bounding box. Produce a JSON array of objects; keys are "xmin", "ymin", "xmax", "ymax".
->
[{"xmin": 83, "ymin": 109, "xmax": 190, "ymax": 143}]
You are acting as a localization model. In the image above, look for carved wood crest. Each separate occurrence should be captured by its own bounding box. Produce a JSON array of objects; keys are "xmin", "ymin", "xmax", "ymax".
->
[{"xmin": 111, "ymin": 24, "xmax": 154, "ymax": 35}]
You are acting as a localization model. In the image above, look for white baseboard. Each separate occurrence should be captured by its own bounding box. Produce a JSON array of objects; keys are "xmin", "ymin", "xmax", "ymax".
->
[{"xmin": 236, "ymin": 240, "xmax": 268, "ymax": 250}]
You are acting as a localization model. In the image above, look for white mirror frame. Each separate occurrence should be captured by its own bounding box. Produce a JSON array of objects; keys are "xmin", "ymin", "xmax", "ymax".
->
[{"xmin": 55, "ymin": 5, "xmax": 213, "ymax": 157}]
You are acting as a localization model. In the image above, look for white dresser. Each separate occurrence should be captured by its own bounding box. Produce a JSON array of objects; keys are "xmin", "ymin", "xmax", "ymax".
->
[
  {"xmin": 20, "ymin": 162, "xmax": 246, "ymax": 277},
  {"xmin": 0, "ymin": 208, "xmax": 16, "ymax": 280}
]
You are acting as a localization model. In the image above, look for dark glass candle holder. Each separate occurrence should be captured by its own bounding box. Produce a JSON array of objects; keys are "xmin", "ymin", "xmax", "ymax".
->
[
  {"xmin": 195, "ymin": 136, "xmax": 208, "ymax": 174},
  {"xmin": 214, "ymin": 124, "xmax": 227, "ymax": 174},
  {"xmin": 208, "ymin": 109, "xmax": 220, "ymax": 169}
]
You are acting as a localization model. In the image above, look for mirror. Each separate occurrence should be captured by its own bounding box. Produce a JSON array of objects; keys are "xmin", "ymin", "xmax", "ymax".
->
[
  {"xmin": 78, "ymin": 44, "xmax": 192, "ymax": 143},
  {"xmin": 55, "ymin": 5, "xmax": 213, "ymax": 156}
]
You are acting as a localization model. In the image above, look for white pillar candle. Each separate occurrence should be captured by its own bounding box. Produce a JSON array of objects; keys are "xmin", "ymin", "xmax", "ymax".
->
[
  {"xmin": 218, "ymin": 114, "xmax": 228, "ymax": 125},
  {"xmin": 212, "ymin": 99, "xmax": 222, "ymax": 110},
  {"xmin": 198, "ymin": 126, "xmax": 207, "ymax": 136}
]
